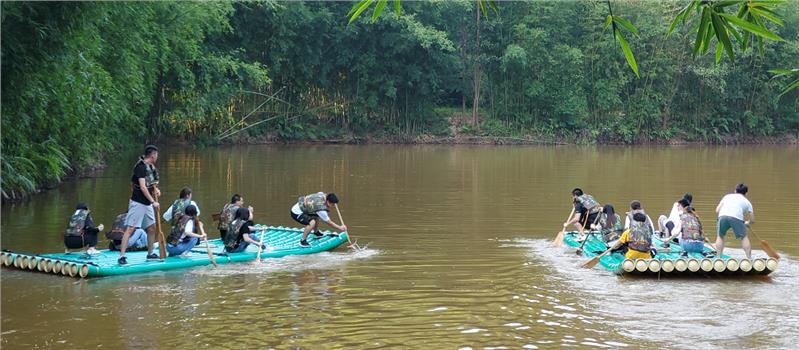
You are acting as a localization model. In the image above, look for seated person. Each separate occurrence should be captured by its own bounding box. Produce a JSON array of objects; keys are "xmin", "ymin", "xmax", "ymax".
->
[
  {"xmin": 165, "ymin": 205, "xmax": 206, "ymax": 257},
  {"xmin": 107, "ymin": 212, "xmax": 148, "ymax": 251},
  {"xmin": 64, "ymin": 203, "xmax": 104, "ymax": 255},
  {"xmin": 617, "ymin": 213, "xmax": 654, "ymax": 260},
  {"xmin": 224, "ymin": 207, "xmax": 267, "ymax": 253},
  {"xmin": 592, "ymin": 204, "xmax": 623, "ymax": 243},
  {"xmin": 660, "ymin": 202, "xmax": 710, "ymax": 257}
]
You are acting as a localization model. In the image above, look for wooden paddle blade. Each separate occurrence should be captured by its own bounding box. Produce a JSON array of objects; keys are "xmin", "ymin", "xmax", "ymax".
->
[
  {"xmin": 581, "ymin": 255, "xmax": 601, "ymax": 269},
  {"xmin": 760, "ymin": 239, "xmax": 781, "ymax": 259},
  {"xmin": 552, "ymin": 230, "xmax": 565, "ymax": 247}
]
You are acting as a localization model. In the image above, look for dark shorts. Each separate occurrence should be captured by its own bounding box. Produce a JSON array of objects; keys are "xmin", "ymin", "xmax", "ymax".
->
[
  {"xmin": 718, "ymin": 216, "xmax": 747, "ymax": 239},
  {"xmin": 582, "ymin": 211, "xmax": 600, "ymax": 229},
  {"xmin": 64, "ymin": 233, "xmax": 98, "ymax": 249},
  {"xmin": 291, "ymin": 211, "xmax": 319, "ymax": 226}
]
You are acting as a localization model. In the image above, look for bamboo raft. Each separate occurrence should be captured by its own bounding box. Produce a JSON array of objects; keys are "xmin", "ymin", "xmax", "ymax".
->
[
  {"xmin": 563, "ymin": 231, "xmax": 778, "ymax": 276},
  {"xmin": 1, "ymin": 226, "xmax": 348, "ymax": 278}
]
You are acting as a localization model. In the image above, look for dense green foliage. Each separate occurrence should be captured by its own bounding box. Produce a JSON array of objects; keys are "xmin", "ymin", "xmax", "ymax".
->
[{"xmin": 2, "ymin": 1, "xmax": 798, "ymax": 200}]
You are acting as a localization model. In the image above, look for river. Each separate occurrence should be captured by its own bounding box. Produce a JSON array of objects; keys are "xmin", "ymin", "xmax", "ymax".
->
[{"xmin": 2, "ymin": 144, "xmax": 798, "ymax": 349}]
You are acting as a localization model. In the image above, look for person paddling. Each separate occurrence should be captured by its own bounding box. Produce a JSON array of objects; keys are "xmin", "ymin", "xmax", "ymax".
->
[
  {"xmin": 715, "ymin": 183, "xmax": 754, "ymax": 259},
  {"xmin": 64, "ymin": 202, "xmax": 104, "ymax": 255},
  {"xmin": 223, "ymin": 207, "xmax": 267, "ymax": 253},
  {"xmin": 562, "ymin": 188, "xmax": 601, "ymax": 240},
  {"xmin": 165, "ymin": 205, "xmax": 206, "ymax": 257},
  {"xmin": 118, "ymin": 145, "xmax": 161, "ymax": 265},
  {"xmin": 291, "ymin": 192, "xmax": 346, "ymax": 247},
  {"xmin": 217, "ymin": 194, "xmax": 243, "ymax": 240},
  {"xmin": 591, "ymin": 204, "xmax": 623, "ymax": 243},
  {"xmin": 618, "ymin": 213, "xmax": 655, "ymax": 260},
  {"xmin": 659, "ymin": 200, "xmax": 709, "ymax": 257}
]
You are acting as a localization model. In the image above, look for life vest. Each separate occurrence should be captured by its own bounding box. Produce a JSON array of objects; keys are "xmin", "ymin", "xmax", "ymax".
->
[
  {"xmin": 65, "ymin": 209, "xmax": 90, "ymax": 237},
  {"xmin": 680, "ymin": 213, "xmax": 704, "ymax": 241},
  {"xmin": 600, "ymin": 213, "xmax": 623, "ymax": 242},
  {"xmin": 298, "ymin": 192, "xmax": 327, "ymax": 214},
  {"xmin": 106, "ymin": 213, "xmax": 128, "ymax": 240},
  {"xmin": 627, "ymin": 225, "xmax": 653, "ymax": 252},
  {"xmin": 167, "ymin": 215, "xmax": 193, "ymax": 246},
  {"xmin": 218, "ymin": 203, "xmax": 239, "ymax": 231},
  {"xmin": 131, "ymin": 159, "xmax": 159, "ymax": 190},
  {"xmin": 626, "ymin": 209, "xmax": 649, "ymax": 229},
  {"xmin": 224, "ymin": 219, "xmax": 246, "ymax": 249},
  {"xmin": 576, "ymin": 194, "xmax": 600, "ymax": 213},
  {"xmin": 169, "ymin": 198, "xmax": 192, "ymax": 226}
]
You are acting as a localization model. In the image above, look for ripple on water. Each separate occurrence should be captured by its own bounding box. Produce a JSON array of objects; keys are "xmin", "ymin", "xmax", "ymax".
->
[
  {"xmin": 189, "ymin": 248, "xmax": 380, "ymax": 277},
  {"xmin": 519, "ymin": 237, "xmax": 799, "ymax": 350}
]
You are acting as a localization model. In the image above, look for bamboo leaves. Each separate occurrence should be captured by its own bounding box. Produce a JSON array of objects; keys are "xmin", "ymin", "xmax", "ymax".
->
[
  {"xmin": 348, "ymin": 0, "xmax": 498, "ymax": 24},
  {"xmin": 670, "ymin": 0, "xmax": 785, "ymax": 63},
  {"xmin": 769, "ymin": 68, "xmax": 799, "ymax": 100},
  {"xmin": 605, "ymin": 11, "xmax": 640, "ymax": 78}
]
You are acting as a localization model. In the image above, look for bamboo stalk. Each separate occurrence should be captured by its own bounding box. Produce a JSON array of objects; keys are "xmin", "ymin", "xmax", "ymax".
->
[
  {"xmin": 739, "ymin": 258, "xmax": 752, "ymax": 272},
  {"xmin": 700, "ymin": 258, "xmax": 714, "ymax": 272},
  {"xmin": 765, "ymin": 258, "xmax": 779, "ymax": 272},
  {"xmin": 79, "ymin": 264, "xmax": 90, "ymax": 278},
  {"xmin": 726, "ymin": 259, "xmax": 739, "ymax": 272},
  {"xmin": 752, "ymin": 258, "xmax": 766, "ymax": 272},
  {"xmin": 648, "ymin": 260, "xmax": 661, "ymax": 273},
  {"xmin": 712, "ymin": 259, "xmax": 726, "ymax": 273},
  {"xmin": 635, "ymin": 259, "xmax": 648, "ymax": 273},
  {"xmin": 674, "ymin": 259, "xmax": 688, "ymax": 272},
  {"xmin": 687, "ymin": 259, "xmax": 700, "ymax": 272},
  {"xmin": 622, "ymin": 259, "xmax": 635, "ymax": 272},
  {"xmin": 661, "ymin": 259, "xmax": 675, "ymax": 273}
]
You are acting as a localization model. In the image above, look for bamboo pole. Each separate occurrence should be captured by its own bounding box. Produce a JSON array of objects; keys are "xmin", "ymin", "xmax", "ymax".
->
[
  {"xmin": 765, "ymin": 258, "xmax": 779, "ymax": 273},
  {"xmin": 648, "ymin": 260, "xmax": 661, "ymax": 273},
  {"xmin": 726, "ymin": 259, "xmax": 739, "ymax": 272},
  {"xmin": 622, "ymin": 259, "xmax": 635, "ymax": 273},
  {"xmin": 674, "ymin": 259, "xmax": 688, "ymax": 272},
  {"xmin": 739, "ymin": 258, "xmax": 752, "ymax": 272},
  {"xmin": 687, "ymin": 259, "xmax": 700, "ymax": 272},
  {"xmin": 700, "ymin": 258, "xmax": 714, "ymax": 272},
  {"xmin": 713, "ymin": 259, "xmax": 726, "ymax": 273},
  {"xmin": 752, "ymin": 258, "xmax": 766, "ymax": 272},
  {"xmin": 661, "ymin": 259, "xmax": 675, "ymax": 273},
  {"xmin": 635, "ymin": 259, "xmax": 648, "ymax": 273}
]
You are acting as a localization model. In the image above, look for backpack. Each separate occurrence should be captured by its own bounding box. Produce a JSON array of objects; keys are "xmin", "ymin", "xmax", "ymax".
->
[
  {"xmin": 167, "ymin": 215, "xmax": 193, "ymax": 246},
  {"xmin": 105, "ymin": 213, "xmax": 128, "ymax": 241},
  {"xmin": 224, "ymin": 219, "xmax": 246, "ymax": 250},
  {"xmin": 218, "ymin": 203, "xmax": 239, "ymax": 231},
  {"xmin": 298, "ymin": 192, "xmax": 327, "ymax": 214},
  {"xmin": 65, "ymin": 209, "xmax": 90, "ymax": 237},
  {"xmin": 170, "ymin": 199, "xmax": 192, "ymax": 226}
]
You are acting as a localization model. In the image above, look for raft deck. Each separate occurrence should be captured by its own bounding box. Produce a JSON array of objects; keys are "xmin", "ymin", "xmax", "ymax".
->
[
  {"xmin": 1, "ymin": 226, "xmax": 349, "ymax": 278},
  {"xmin": 563, "ymin": 231, "xmax": 778, "ymax": 276}
]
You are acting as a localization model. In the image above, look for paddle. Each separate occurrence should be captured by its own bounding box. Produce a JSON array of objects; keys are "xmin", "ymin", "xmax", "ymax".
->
[
  {"xmin": 196, "ymin": 219, "xmax": 216, "ymax": 267},
  {"xmin": 581, "ymin": 240, "xmax": 623, "ymax": 269},
  {"xmin": 553, "ymin": 207, "xmax": 575, "ymax": 247},
  {"xmin": 575, "ymin": 211, "xmax": 603, "ymax": 255},
  {"xmin": 334, "ymin": 203, "xmax": 361, "ymax": 251},
  {"xmin": 253, "ymin": 225, "xmax": 266, "ymax": 264},
  {"xmin": 747, "ymin": 227, "xmax": 780, "ymax": 259},
  {"xmin": 153, "ymin": 188, "xmax": 167, "ymax": 259}
]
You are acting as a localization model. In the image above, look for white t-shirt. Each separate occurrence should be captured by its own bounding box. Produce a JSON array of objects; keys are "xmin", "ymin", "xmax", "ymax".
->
[
  {"xmin": 181, "ymin": 220, "xmax": 195, "ymax": 241},
  {"xmin": 163, "ymin": 200, "xmax": 201, "ymax": 221},
  {"xmin": 717, "ymin": 193, "xmax": 753, "ymax": 220},
  {"xmin": 624, "ymin": 211, "xmax": 655, "ymax": 231},
  {"xmin": 291, "ymin": 203, "xmax": 330, "ymax": 222}
]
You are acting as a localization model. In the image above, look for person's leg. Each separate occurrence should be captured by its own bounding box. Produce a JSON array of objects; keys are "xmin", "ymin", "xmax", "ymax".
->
[
  {"xmin": 301, "ymin": 219, "xmax": 316, "ymax": 242},
  {"xmin": 142, "ymin": 205, "xmax": 156, "ymax": 255},
  {"xmin": 120, "ymin": 226, "xmax": 136, "ymax": 257},
  {"xmin": 741, "ymin": 236, "xmax": 752, "ymax": 259},
  {"xmin": 715, "ymin": 217, "xmax": 731, "ymax": 257},
  {"xmin": 219, "ymin": 229, "xmax": 227, "ymax": 241},
  {"xmin": 121, "ymin": 200, "xmax": 146, "ymax": 257},
  {"xmin": 145, "ymin": 225, "xmax": 157, "ymax": 255},
  {"xmin": 85, "ymin": 232, "xmax": 98, "ymax": 249},
  {"xmin": 658, "ymin": 215, "xmax": 668, "ymax": 233}
]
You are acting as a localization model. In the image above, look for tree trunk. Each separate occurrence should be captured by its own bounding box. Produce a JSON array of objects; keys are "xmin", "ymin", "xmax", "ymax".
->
[{"xmin": 472, "ymin": 4, "xmax": 481, "ymax": 127}]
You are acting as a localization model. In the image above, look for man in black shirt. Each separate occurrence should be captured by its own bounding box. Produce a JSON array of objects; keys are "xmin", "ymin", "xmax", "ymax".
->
[{"xmin": 118, "ymin": 145, "xmax": 162, "ymax": 265}]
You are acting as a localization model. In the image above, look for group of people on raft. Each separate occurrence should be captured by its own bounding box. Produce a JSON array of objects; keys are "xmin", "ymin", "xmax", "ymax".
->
[
  {"xmin": 564, "ymin": 185, "xmax": 755, "ymax": 260},
  {"xmin": 62, "ymin": 145, "xmax": 347, "ymax": 265}
]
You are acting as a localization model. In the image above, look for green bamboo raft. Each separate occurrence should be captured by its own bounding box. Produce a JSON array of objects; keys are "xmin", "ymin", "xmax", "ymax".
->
[
  {"xmin": 563, "ymin": 231, "xmax": 779, "ymax": 276},
  {"xmin": 0, "ymin": 226, "xmax": 348, "ymax": 278}
]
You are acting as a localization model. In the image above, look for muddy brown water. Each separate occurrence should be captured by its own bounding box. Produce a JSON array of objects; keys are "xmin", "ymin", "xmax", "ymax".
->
[{"xmin": 2, "ymin": 145, "xmax": 798, "ymax": 349}]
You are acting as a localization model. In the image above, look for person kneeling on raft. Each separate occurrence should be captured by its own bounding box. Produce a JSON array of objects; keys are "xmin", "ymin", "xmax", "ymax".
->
[
  {"xmin": 657, "ymin": 200, "xmax": 711, "ymax": 257},
  {"xmin": 165, "ymin": 205, "xmax": 206, "ymax": 257},
  {"xmin": 106, "ymin": 212, "xmax": 148, "ymax": 251},
  {"xmin": 290, "ymin": 192, "xmax": 347, "ymax": 247},
  {"xmin": 64, "ymin": 202, "xmax": 104, "ymax": 255},
  {"xmin": 617, "ymin": 213, "xmax": 656, "ymax": 259},
  {"xmin": 223, "ymin": 207, "xmax": 267, "ymax": 253}
]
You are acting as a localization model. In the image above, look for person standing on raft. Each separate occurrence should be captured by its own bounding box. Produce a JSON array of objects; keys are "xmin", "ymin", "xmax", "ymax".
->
[
  {"xmin": 118, "ymin": 145, "xmax": 161, "ymax": 265},
  {"xmin": 715, "ymin": 183, "xmax": 754, "ymax": 259},
  {"xmin": 291, "ymin": 192, "xmax": 347, "ymax": 247},
  {"xmin": 64, "ymin": 202, "xmax": 104, "ymax": 255},
  {"xmin": 562, "ymin": 188, "xmax": 602, "ymax": 240}
]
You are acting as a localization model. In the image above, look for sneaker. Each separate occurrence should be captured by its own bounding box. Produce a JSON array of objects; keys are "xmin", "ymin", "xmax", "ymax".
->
[
  {"xmin": 327, "ymin": 233, "xmax": 340, "ymax": 238},
  {"xmin": 312, "ymin": 231, "xmax": 324, "ymax": 238},
  {"xmin": 86, "ymin": 247, "xmax": 101, "ymax": 255},
  {"xmin": 146, "ymin": 253, "xmax": 160, "ymax": 260},
  {"xmin": 299, "ymin": 240, "xmax": 310, "ymax": 247},
  {"xmin": 118, "ymin": 256, "xmax": 128, "ymax": 265},
  {"xmin": 680, "ymin": 251, "xmax": 688, "ymax": 257}
]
